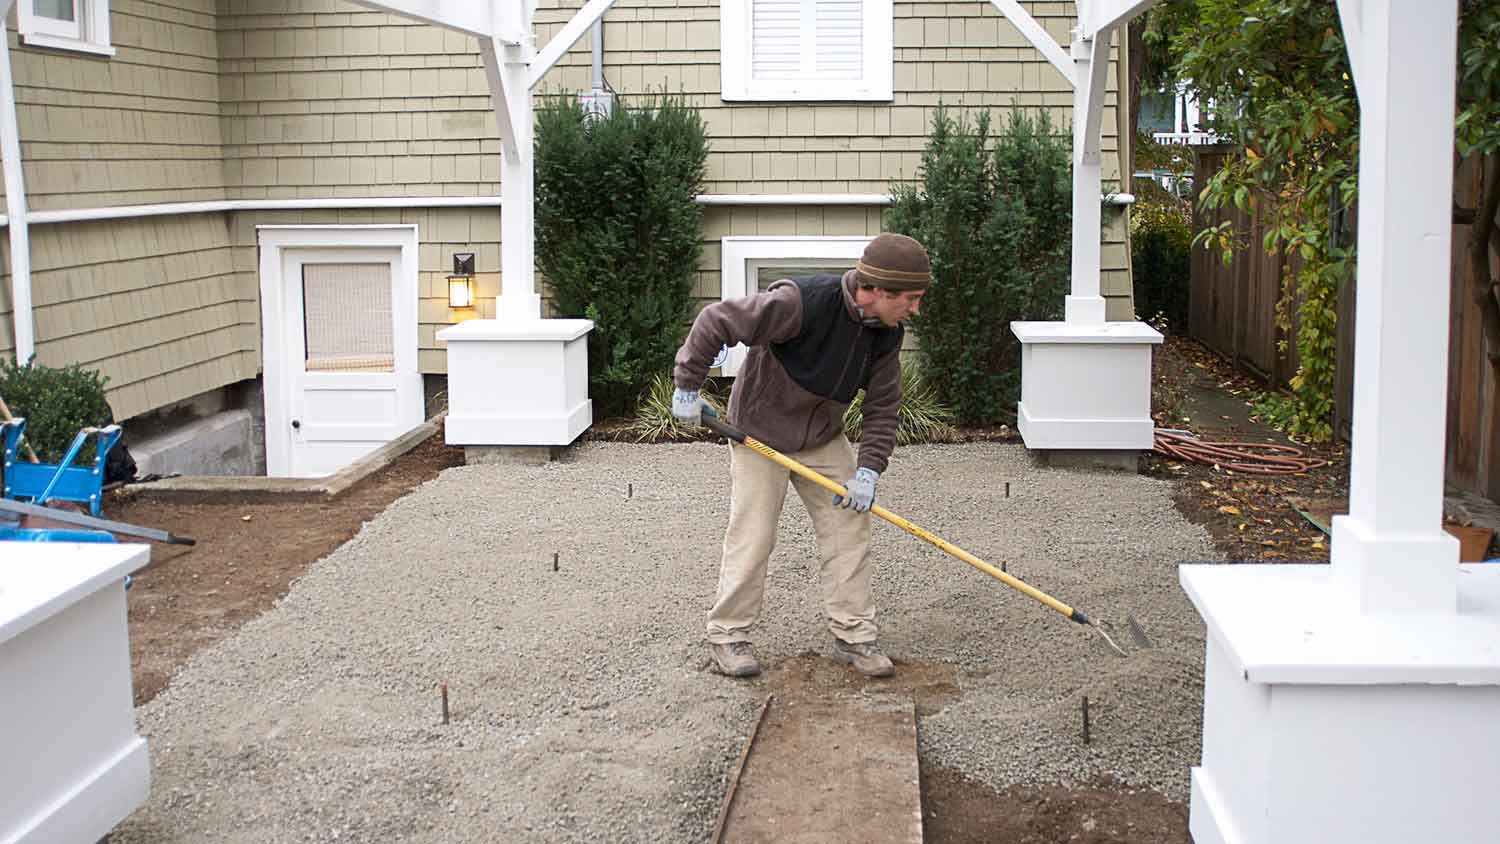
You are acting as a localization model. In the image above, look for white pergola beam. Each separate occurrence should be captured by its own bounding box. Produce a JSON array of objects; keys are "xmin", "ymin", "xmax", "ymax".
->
[
  {"xmin": 1074, "ymin": 32, "xmax": 1111, "ymax": 160},
  {"xmin": 1082, "ymin": 0, "xmax": 1155, "ymax": 40},
  {"xmin": 349, "ymin": 0, "xmax": 512, "ymax": 41},
  {"xmin": 479, "ymin": 38, "xmax": 521, "ymax": 162},
  {"xmin": 987, "ymin": 0, "xmax": 1076, "ymax": 87},
  {"xmin": 529, "ymin": 0, "xmax": 620, "ymax": 90}
]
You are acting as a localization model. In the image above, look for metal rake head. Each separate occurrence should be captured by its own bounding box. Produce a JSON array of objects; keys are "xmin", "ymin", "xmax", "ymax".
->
[{"xmin": 1125, "ymin": 615, "xmax": 1153, "ymax": 649}]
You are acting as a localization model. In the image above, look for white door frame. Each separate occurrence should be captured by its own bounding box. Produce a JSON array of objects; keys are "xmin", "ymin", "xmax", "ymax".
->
[
  {"xmin": 257, "ymin": 224, "xmax": 421, "ymax": 476},
  {"xmin": 718, "ymin": 235, "xmax": 871, "ymax": 376}
]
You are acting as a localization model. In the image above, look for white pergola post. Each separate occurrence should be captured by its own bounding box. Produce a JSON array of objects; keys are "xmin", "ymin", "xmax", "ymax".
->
[
  {"xmin": 996, "ymin": 0, "xmax": 1163, "ymax": 456},
  {"xmin": 1181, "ymin": 5, "xmax": 1500, "ymax": 842},
  {"xmin": 484, "ymin": 1, "xmax": 541, "ymax": 322},
  {"xmin": 356, "ymin": 0, "xmax": 618, "ymax": 453},
  {"xmin": 1328, "ymin": 0, "xmax": 1460, "ymax": 613},
  {"xmin": 1065, "ymin": 28, "xmax": 1110, "ymax": 323},
  {"xmin": 0, "ymin": 0, "xmax": 34, "ymax": 365}
]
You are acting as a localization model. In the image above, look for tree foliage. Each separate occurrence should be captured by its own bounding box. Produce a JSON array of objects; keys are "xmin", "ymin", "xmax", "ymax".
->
[
  {"xmin": 885, "ymin": 106, "xmax": 1071, "ymax": 425},
  {"xmin": 1148, "ymin": 0, "xmax": 1500, "ymax": 441},
  {"xmin": 1163, "ymin": 0, "xmax": 1356, "ymax": 441},
  {"xmin": 535, "ymin": 93, "xmax": 708, "ymax": 417},
  {"xmin": 1456, "ymin": 1, "xmax": 1500, "ymax": 372}
]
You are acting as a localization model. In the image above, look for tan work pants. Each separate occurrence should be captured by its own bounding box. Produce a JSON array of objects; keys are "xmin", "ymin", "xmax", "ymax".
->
[{"xmin": 706, "ymin": 435, "xmax": 877, "ymax": 645}]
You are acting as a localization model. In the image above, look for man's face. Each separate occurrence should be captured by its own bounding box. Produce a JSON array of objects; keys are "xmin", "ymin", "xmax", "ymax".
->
[{"xmin": 858, "ymin": 287, "xmax": 925, "ymax": 326}]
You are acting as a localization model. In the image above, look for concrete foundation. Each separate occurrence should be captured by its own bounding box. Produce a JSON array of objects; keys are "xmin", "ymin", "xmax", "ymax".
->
[
  {"xmin": 463, "ymin": 445, "xmax": 563, "ymax": 466},
  {"xmin": 1030, "ymin": 449, "xmax": 1141, "ymax": 473},
  {"xmin": 129, "ymin": 409, "xmax": 259, "ymax": 478},
  {"xmin": 126, "ymin": 418, "xmax": 440, "ymax": 501}
]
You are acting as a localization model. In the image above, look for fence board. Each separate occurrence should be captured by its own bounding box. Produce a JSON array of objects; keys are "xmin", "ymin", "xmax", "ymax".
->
[
  {"xmin": 1189, "ymin": 145, "xmax": 1299, "ymax": 388},
  {"xmin": 1188, "ymin": 149, "xmax": 1500, "ymax": 503}
]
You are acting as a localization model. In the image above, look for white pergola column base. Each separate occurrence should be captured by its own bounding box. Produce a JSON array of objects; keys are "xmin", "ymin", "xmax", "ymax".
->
[
  {"xmin": 1331, "ymin": 515, "xmax": 1460, "ymax": 614},
  {"xmin": 1181, "ymin": 563, "xmax": 1500, "ymax": 844},
  {"xmin": 438, "ymin": 318, "xmax": 594, "ymax": 446},
  {"xmin": 1011, "ymin": 320, "xmax": 1162, "ymax": 450},
  {"xmin": 1064, "ymin": 294, "xmax": 1107, "ymax": 323},
  {"xmin": 2, "ymin": 544, "xmax": 152, "ymax": 844}
]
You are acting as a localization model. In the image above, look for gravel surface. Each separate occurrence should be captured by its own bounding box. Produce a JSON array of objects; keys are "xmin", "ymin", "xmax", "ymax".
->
[{"xmin": 115, "ymin": 441, "xmax": 1217, "ymax": 843}]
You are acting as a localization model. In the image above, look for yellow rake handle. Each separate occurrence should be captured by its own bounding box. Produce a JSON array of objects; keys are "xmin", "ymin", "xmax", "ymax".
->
[{"xmin": 701, "ymin": 410, "xmax": 1094, "ymax": 628}]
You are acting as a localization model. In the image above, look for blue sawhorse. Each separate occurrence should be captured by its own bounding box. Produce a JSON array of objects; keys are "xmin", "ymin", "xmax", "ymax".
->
[{"xmin": 1, "ymin": 418, "xmax": 121, "ymax": 517}]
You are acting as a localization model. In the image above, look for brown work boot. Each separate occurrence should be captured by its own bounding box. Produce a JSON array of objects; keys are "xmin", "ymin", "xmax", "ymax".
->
[
  {"xmin": 709, "ymin": 641, "xmax": 762, "ymax": 677},
  {"xmin": 832, "ymin": 638, "xmax": 895, "ymax": 678}
]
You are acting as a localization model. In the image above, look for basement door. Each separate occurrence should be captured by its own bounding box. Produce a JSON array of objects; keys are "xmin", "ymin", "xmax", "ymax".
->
[{"xmin": 259, "ymin": 227, "xmax": 423, "ymax": 478}]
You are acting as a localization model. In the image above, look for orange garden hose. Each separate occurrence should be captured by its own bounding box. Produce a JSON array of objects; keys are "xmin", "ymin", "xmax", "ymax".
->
[{"xmin": 1153, "ymin": 429, "xmax": 1326, "ymax": 475}]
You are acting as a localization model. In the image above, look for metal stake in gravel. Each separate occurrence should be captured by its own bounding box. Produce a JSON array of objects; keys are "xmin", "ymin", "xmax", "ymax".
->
[{"xmin": 701, "ymin": 410, "xmax": 1128, "ymax": 657}]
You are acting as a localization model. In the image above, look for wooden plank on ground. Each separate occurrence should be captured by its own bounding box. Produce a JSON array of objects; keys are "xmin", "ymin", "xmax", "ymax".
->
[{"xmin": 716, "ymin": 694, "xmax": 922, "ymax": 844}]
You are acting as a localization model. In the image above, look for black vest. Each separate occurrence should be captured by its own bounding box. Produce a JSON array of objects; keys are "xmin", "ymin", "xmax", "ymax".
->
[{"xmin": 770, "ymin": 275, "xmax": 903, "ymax": 403}]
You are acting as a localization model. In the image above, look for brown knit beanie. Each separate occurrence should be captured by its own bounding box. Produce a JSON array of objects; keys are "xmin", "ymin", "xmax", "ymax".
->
[{"xmin": 855, "ymin": 233, "xmax": 932, "ymax": 291}]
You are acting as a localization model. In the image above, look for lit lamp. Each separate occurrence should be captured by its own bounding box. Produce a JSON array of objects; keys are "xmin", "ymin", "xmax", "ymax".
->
[{"xmin": 448, "ymin": 252, "xmax": 476, "ymax": 308}]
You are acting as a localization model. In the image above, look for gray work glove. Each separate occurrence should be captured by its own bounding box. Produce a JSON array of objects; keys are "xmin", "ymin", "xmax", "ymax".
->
[
  {"xmin": 833, "ymin": 467, "xmax": 879, "ymax": 513},
  {"xmin": 671, "ymin": 387, "xmax": 704, "ymax": 427}
]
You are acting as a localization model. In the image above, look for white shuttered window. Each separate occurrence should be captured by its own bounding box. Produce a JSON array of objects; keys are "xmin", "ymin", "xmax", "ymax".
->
[{"xmin": 722, "ymin": 0, "xmax": 893, "ymax": 101}]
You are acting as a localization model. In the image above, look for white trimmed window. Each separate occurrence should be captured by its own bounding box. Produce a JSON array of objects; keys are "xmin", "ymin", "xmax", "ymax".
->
[
  {"xmin": 717, "ymin": 236, "xmax": 869, "ymax": 375},
  {"xmin": 721, "ymin": 0, "xmax": 893, "ymax": 102},
  {"xmin": 18, "ymin": 0, "xmax": 114, "ymax": 57}
]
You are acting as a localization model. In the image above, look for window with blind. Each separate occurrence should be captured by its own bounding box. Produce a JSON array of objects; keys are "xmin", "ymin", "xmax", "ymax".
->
[
  {"xmin": 721, "ymin": 0, "xmax": 893, "ymax": 101},
  {"xmin": 301, "ymin": 263, "xmax": 395, "ymax": 373}
]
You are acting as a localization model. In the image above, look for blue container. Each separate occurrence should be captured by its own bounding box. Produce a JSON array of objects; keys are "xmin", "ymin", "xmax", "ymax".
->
[{"xmin": 0, "ymin": 528, "xmax": 116, "ymax": 542}]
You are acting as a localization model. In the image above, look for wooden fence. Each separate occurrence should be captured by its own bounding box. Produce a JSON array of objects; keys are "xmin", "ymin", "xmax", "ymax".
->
[{"xmin": 1188, "ymin": 146, "xmax": 1499, "ymax": 499}]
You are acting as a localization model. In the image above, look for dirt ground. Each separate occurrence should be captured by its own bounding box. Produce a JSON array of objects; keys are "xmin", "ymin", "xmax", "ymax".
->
[
  {"xmin": 1145, "ymin": 333, "xmax": 1351, "ymax": 563},
  {"xmin": 762, "ymin": 655, "xmax": 1190, "ymax": 844},
  {"xmin": 100, "ymin": 369, "xmax": 1281, "ymax": 843}
]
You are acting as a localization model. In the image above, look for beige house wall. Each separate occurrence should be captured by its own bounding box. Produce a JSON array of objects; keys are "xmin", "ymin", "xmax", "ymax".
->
[
  {"xmin": 0, "ymin": 0, "xmax": 243, "ymax": 420},
  {"xmin": 0, "ymin": 213, "xmax": 255, "ymax": 420},
  {"xmin": 2, "ymin": 0, "xmax": 1136, "ymax": 419},
  {"xmin": 8, "ymin": 1, "xmax": 226, "ymax": 210},
  {"xmin": 217, "ymin": 2, "xmax": 501, "ymax": 200},
  {"xmin": 693, "ymin": 205, "xmax": 887, "ymax": 300},
  {"xmin": 223, "ymin": 205, "xmax": 502, "ymax": 374},
  {"xmin": 538, "ymin": 0, "xmax": 1133, "ymax": 316}
]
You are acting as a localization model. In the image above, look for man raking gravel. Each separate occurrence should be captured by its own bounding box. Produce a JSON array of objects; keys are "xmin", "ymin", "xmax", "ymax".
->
[{"xmin": 671, "ymin": 233, "xmax": 932, "ymax": 679}]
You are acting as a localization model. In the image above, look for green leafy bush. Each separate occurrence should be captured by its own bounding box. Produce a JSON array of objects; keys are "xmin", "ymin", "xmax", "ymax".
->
[
  {"xmin": 1131, "ymin": 197, "xmax": 1192, "ymax": 331},
  {"xmin": 885, "ymin": 106, "xmax": 1071, "ymax": 425},
  {"xmin": 0, "ymin": 357, "xmax": 113, "ymax": 463},
  {"xmin": 535, "ymin": 92, "xmax": 709, "ymax": 418}
]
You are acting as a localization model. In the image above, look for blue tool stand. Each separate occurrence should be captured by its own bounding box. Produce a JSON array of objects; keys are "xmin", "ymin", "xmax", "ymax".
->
[
  {"xmin": 1, "ymin": 418, "xmax": 121, "ymax": 517},
  {"xmin": 2, "ymin": 418, "xmax": 129, "ymax": 584}
]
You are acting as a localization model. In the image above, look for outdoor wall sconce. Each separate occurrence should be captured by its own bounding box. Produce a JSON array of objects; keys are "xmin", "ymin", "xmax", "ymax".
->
[{"xmin": 448, "ymin": 252, "xmax": 476, "ymax": 308}]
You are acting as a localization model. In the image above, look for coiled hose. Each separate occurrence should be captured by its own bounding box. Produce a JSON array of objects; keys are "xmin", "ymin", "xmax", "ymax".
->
[{"xmin": 1153, "ymin": 429, "xmax": 1327, "ymax": 476}]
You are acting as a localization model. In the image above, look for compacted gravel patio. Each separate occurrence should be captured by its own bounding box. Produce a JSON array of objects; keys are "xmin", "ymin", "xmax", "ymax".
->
[{"xmin": 114, "ymin": 440, "xmax": 1217, "ymax": 843}]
